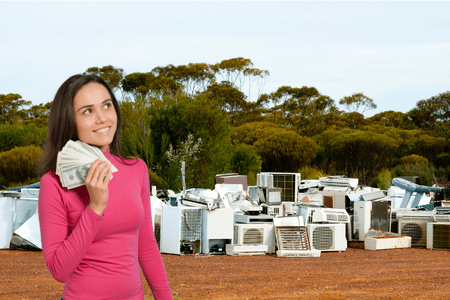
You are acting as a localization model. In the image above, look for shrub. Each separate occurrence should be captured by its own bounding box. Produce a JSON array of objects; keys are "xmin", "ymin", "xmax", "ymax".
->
[
  {"xmin": 392, "ymin": 162, "xmax": 434, "ymax": 186},
  {"xmin": 149, "ymin": 169, "xmax": 168, "ymax": 191},
  {"xmin": 434, "ymin": 153, "xmax": 450, "ymax": 169},
  {"xmin": 298, "ymin": 166, "xmax": 326, "ymax": 179},
  {"xmin": 0, "ymin": 124, "xmax": 47, "ymax": 152},
  {"xmin": 372, "ymin": 169, "xmax": 393, "ymax": 190},
  {"xmin": 253, "ymin": 131, "xmax": 316, "ymax": 172},
  {"xmin": 399, "ymin": 154, "xmax": 429, "ymax": 165},
  {"xmin": 0, "ymin": 145, "xmax": 42, "ymax": 188},
  {"xmin": 230, "ymin": 144, "xmax": 262, "ymax": 176}
]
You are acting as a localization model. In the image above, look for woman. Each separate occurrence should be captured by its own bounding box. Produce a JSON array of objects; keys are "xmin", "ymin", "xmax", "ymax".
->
[{"xmin": 38, "ymin": 74, "xmax": 173, "ymax": 300}]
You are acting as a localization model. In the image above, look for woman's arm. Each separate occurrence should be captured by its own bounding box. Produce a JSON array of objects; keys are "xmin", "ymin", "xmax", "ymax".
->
[
  {"xmin": 137, "ymin": 161, "xmax": 173, "ymax": 300},
  {"xmin": 38, "ymin": 172, "xmax": 103, "ymax": 283}
]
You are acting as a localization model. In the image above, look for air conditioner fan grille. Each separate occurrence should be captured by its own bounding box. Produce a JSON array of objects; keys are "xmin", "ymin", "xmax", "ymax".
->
[{"xmin": 312, "ymin": 226, "xmax": 334, "ymax": 250}]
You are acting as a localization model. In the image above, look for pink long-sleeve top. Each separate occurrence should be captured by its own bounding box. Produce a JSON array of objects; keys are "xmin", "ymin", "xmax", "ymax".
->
[{"xmin": 38, "ymin": 151, "xmax": 173, "ymax": 300}]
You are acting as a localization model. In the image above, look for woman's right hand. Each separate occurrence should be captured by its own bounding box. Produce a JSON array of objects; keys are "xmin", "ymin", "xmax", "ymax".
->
[{"xmin": 86, "ymin": 159, "xmax": 112, "ymax": 216}]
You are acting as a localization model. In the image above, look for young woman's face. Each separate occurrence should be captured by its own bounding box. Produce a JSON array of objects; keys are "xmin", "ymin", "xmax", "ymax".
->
[{"xmin": 73, "ymin": 82, "xmax": 117, "ymax": 152}]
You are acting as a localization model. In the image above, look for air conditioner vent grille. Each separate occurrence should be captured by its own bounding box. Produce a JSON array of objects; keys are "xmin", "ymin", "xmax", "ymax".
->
[
  {"xmin": 275, "ymin": 227, "xmax": 310, "ymax": 250},
  {"xmin": 181, "ymin": 209, "xmax": 202, "ymax": 241},
  {"xmin": 401, "ymin": 222, "xmax": 426, "ymax": 246},
  {"xmin": 242, "ymin": 228, "xmax": 264, "ymax": 244},
  {"xmin": 434, "ymin": 215, "xmax": 450, "ymax": 222},
  {"xmin": 433, "ymin": 224, "xmax": 450, "ymax": 249},
  {"xmin": 312, "ymin": 226, "xmax": 334, "ymax": 250}
]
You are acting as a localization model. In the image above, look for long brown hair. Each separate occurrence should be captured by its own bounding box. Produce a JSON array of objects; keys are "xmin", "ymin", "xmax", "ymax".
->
[{"xmin": 39, "ymin": 74, "xmax": 129, "ymax": 175}]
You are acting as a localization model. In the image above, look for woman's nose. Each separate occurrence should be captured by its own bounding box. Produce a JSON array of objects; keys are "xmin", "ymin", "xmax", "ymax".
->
[{"xmin": 95, "ymin": 110, "xmax": 108, "ymax": 123}]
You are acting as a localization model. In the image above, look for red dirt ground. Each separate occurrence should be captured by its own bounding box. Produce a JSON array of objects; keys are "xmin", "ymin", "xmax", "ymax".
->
[{"xmin": 1, "ymin": 246, "xmax": 450, "ymax": 300}]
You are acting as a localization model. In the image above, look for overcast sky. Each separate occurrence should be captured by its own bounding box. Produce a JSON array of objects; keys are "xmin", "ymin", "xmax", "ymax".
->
[{"xmin": 1, "ymin": 1, "xmax": 449, "ymax": 117}]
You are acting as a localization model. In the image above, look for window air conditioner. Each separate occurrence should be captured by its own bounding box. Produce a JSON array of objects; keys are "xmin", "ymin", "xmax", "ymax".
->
[
  {"xmin": 426, "ymin": 222, "xmax": 450, "ymax": 250},
  {"xmin": 234, "ymin": 223, "xmax": 275, "ymax": 253},
  {"xmin": 307, "ymin": 223, "xmax": 347, "ymax": 252}
]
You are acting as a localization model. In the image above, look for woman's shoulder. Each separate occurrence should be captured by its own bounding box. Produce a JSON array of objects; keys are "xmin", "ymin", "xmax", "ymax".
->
[
  {"xmin": 40, "ymin": 170, "xmax": 63, "ymax": 190},
  {"xmin": 41, "ymin": 170, "xmax": 58, "ymax": 183},
  {"xmin": 110, "ymin": 154, "xmax": 147, "ymax": 171}
]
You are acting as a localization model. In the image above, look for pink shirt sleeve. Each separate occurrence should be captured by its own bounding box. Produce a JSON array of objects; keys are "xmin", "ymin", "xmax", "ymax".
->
[
  {"xmin": 137, "ymin": 161, "xmax": 173, "ymax": 300},
  {"xmin": 38, "ymin": 172, "xmax": 103, "ymax": 283}
]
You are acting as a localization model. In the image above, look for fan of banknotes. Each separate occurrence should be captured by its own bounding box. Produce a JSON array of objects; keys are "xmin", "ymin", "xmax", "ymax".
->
[{"xmin": 56, "ymin": 140, "xmax": 118, "ymax": 189}]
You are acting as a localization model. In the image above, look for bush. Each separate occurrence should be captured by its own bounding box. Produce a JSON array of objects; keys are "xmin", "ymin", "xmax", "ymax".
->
[
  {"xmin": 0, "ymin": 124, "xmax": 47, "ymax": 152},
  {"xmin": 230, "ymin": 144, "xmax": 262, "ymax": 176},
  {"xmin": 149, "ymin": 169, "xmax": 168, "ymax": 190},
  {"xmin": 434, "ymin": 153, "xmax": 450, "ymax": 169},
  {"xmin": 298, "ymin": 166, "xmax": 326, "ymax": 179},
  {"xmin": 0, "ymin": 145, "xmax": 42, "ymax": 188},
  {"xmin": 253, "ymin": 131, "xmax": 316, "ymax": 172},
  {"xmin": 372, "ymin": 169, "xmax": 393, "ymax": 190},
  {"xmin": 399, "ymin": 154, "xmax": 429, "ymax": 165},
  {"xmin": 392, "ymin": 162, "xmax": 434, "ymax": 186}
]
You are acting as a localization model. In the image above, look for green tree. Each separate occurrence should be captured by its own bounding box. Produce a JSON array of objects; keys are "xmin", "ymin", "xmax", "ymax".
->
[
  {"xmin": 150, "ymin": 94, "xmax": 233, "ymax": 189},
  {"xmin": 122, "ymin": 72, "xmax": 181, "ymax": 100},
  {"xmin": 253, "ymin": 131, "xmax": 316, "ymax": 172},
  {"xmin": 84, "ymin": 65, "xmax": 125, "ymax": 93},
  {"xmin": 152, "ymin": 63, "xmax": 215, "ymax": 96},
  {"xmin": 325, "ymin": 130, "xmax": 400, "ymax": 184},
  {"xmin": 204, "ymin": 81, "xmax": 247, "ymax": 125},
  {"xmin": 367, "ymin": 110, "xmax": 406, "ymax": 128},
  {"xmin": 339, "ymin": 92, "xmax": 377, "ymax": 114},
  {"xmin": 408, "ymin": 91, "xmax": 450, "ymax": 139},
  {"xmin": 120, "ymin": 96, "xmax": 154, "ymax": 166},
  {"xmin": 230, "ymin": 143, "xmax": 262, "ymax": 176},
  {"xmin": 0, "ymin": 93, "xmax": 32, "ymax": 125},
  {"xmin": 258, "ymin": 86, "xmax": 336, "ymax": 135},
  {"xmin": 211, "ymin": 57, "xmax": 269, "ymax": 99},
  {"xmin": 341, "ymin": 112, "xmax": 367, "ymax": 129},
  {"xmin": 23, "ymin": 102, "xmax": 51, "ymax": 127},
  {"xmin": 232, "ymin": 121, "xmax": 283, "ymax": 145}
]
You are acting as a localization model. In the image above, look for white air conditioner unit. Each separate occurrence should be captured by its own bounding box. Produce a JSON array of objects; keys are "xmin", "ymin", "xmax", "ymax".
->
[
  {"xmin": 433, "ymin": 214, "xmax": 450, "ymax": 222},
  {"xmin": 312, "ymin": 208, "xmax": 350, "ymax": 223},
  {"xmin": 262, "ymin": 204, "xmax": 283, "ymax": 217},
  {"xmin": 398, "ymin": 219, "xmax": 428, "ymax": 247},
  {"xmin": 396, "ymin": 208, "xmax": 434, "ymax": 220},
  {"xmin": 160, "ymin": 206, "xmax": 202, "ymax": 255},
  {"xmin": 299, "ymin": 206, "xmax": 351, "ymax": 239},
  {"xmin": 258, "ymin": 172, "xmax": 301, "ymax": 202},
  {"xmin": 319, "ymin": 176, "xmax": 358, "ymax": 189},
  {"xmin": 234, "ymin": 223, "xmax": 275, "ymax": 253},
  {"xmin": 307, "ymin": 223, "xmax": 347, "ymax": 252},
  {"xmin": 273, "ymin": 216, "xmax": 320, "ymax": 257},
  {"xmin": 257, "ymin": 174, "xmax": 273, "ymax": 188},
  {"xmin": 225, "ymin": 244, "xmax": 268, "ymax": 256},
  {"xmin": 426, "ymin": 222, "xmax": 450, "ymax": 250}
]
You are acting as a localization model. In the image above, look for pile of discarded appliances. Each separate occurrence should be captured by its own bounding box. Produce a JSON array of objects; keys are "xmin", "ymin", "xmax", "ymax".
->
[
  {"xmin": 2, "ymin": 171, "xmax": 449, "ymax": 256},
  {"xmin": 0, "ymin": 182, "xmax": 41, "ymax": 250},
  {"xmin": 154, "ymin": 172, "xmax": 450, "ymax": 256}
]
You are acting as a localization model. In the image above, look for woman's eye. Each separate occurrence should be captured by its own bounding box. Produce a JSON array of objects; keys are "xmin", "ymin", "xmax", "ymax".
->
[
  {"xmin": 103, "ymin": 103, "xmax": 111, "ymax": 109},
  {"xmin": 83, "ymin": 109, "xmax": 92, "ymax": 115}
]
